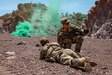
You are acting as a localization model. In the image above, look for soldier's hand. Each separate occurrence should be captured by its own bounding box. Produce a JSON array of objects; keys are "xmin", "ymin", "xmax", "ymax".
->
[{"xmin": 58, "ymin": 32, "xmax": 63, "ymax": 36}]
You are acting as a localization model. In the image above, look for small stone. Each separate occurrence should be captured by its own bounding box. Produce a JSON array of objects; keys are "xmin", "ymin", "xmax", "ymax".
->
[
  {"xmin": 17, "ymin": 41, "xmax": 26, "ymax": 45},
  {"xmin": 41, "ymin": 71, "xmax": 45, "ymax": 75},
  {"xmin": 5, "ymin": 52, "xmax": 15, "ymax": 56},
  {"xmin": 36, "ymin": 43, "xmax": 40, "ymax": 47},
  {"xmin": 101, "ymin": 66, "xmax": 108, "ymax": 69},
  {"xmin": 6, "ymin": 56, "xmax": 16, "ymax": 60},
  {"xmin": 49, "ymin": 68, "xmax": 52, "ymax": 71},
  {"xmin": 0, "ymin": 54, "xmax": 3, "ymax": 56},
  {"xmin": 75, "ymin": 72, "xmax": 82, "ymax": 75}
]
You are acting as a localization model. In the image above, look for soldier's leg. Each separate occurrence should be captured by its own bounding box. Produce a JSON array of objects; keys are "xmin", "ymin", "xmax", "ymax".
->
[
  {"xmin": 60, "ymin": 54, "xmax": 84, "ymax": 67},
  {"xmin": 64, "ymin": 49, "xmax": 82, "ymax": 58},
  {"xmin": 83, "ymin": 57, "xmax": 92, "ymax": 72},
  {"xmin": 59, "ymin": 53, "xmax": 74, "ymax": 65},
  {"xmin": 71, "ymin": 57, "xmax": 92, "ymax": 71},
  {"xmin": 64, "ymin": 43, "xmax": 72, "ymax": 49},
  {"xmin": 75, "ymin": 36, "xmax": 83, "ymax": 53},
  {"xmin": 71, "ymin": 58, "xmax": 83, "ymax": 68},
  {"xmin": 59, "ymin": 54, "xmax": 92, "ymax": 71},
  {"xmin": 59, "ymin": 43, "xmax": 64, "ymax": 48},
  {"xmin": 58, "ymin": 41, "xmax": 66, "ymax": 49}
]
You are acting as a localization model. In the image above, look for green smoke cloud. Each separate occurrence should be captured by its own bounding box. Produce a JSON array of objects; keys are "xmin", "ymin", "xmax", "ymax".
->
[
  {"xmin": 31, "ymin": 0, "xmax": 61, "ymax": 36},
  {"xmin": 11, "ymin": 21, "xmax": 33, "ymax": 37},
  {"xmin": 12, "ymin": 0, "xmax": 61, "ymax": 37}
]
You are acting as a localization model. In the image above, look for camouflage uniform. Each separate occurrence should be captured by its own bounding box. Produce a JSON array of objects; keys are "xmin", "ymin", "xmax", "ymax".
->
[
  {"xmin": 57, "ymin": 18, "xmax": 84, "ymax": 53},
  {"xmin": 39, "ymin": 38, "xmax": 92, "ymax": 71}
]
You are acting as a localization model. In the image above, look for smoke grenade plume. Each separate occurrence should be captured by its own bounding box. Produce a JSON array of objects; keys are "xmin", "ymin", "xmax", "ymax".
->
[
  {"xmin": 11, "ymin": 21, "xmax": 33, "ymax": 37},
  {"xmin": 31, "ymin": 0, "xmax": 61, "ymax": 36},
  {"xmin": 12, "ymin": 0, "xmax": 61, "ymax": 37}
]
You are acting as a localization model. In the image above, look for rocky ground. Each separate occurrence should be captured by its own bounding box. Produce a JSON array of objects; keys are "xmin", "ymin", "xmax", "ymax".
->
[
  {"xmin": 0, "ymin": 33, "xmax": 112, "ymax": 75},
  {"xmin": 86, "ymin": 0, "xmax": 112, "ymax": 39}
]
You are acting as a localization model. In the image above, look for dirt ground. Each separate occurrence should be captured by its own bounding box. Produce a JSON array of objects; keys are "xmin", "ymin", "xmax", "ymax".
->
[{"xmin": 0, "ymin": 33, "xmax": 112, "ymax": 75}]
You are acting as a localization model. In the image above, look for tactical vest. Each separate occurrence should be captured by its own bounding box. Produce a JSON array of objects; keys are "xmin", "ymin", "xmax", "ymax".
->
[
  {"xmin": 44, "ymin": 43, "xmax": 62, "ymax": 59},
  {"xmin": 58, "ymin": 27, "xmax": 74, "ymax": 43}
]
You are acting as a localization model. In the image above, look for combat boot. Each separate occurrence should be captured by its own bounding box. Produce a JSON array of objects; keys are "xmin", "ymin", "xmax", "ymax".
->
[
  {"xmin": 71, "ymin": 57, "xmax": 86, "ymax": 68},
  {"xmin": 71, "ymin": 57, "xmax": 92, "ymax": 72},
  {"xmin": 84, "ymin": 57, "xmax": 92, "ymax": 72}
]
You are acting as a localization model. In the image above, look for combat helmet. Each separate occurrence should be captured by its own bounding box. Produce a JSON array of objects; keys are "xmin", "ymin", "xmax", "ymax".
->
[
  {"xmin": 61, "ymin": 17, "xmax": 70, "ymax": 25},
  {"xmin": 40, "ymin": 37, "xmax": 49, "ymax": 46},
  {"xmin": 61, "ymin": 17, "xmax": 70, "ymax": 24}
]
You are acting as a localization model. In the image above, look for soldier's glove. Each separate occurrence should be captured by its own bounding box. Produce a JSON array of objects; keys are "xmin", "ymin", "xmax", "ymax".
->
[{"xmin": 58, "ymin": 32, "xmax": 63, "ymax": 36}]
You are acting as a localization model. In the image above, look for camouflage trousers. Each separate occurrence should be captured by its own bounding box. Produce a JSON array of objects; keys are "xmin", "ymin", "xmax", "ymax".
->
[
  {"xmin": 46, "ymin": 48, "xmax": 83, "ymax": 67},
  {"xmin": 60, "ymin": 35, "xmax": 83, "ymax": 53},
  {"xmin": 59, "ymin": 49, "xmax": 83, "ymax": 67}
]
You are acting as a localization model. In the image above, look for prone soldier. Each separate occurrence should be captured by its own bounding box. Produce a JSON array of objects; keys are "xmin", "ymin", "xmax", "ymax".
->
[
  {"xmin": 39, "ymin": 37, "xmax": 92, "ymax": 72},
  {"xmin": 57, "ymin": 18, "xmax": 88, "ymax": 53}
]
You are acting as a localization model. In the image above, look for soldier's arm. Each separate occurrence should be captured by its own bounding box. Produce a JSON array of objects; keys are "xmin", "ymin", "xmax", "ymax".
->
[
  {"xmin": 72, "ymin": 27, "xmax": 84, "ymax": 35},
  {"xmin": 80, "ymin": 24, "xmax": 89, "ymax": 35},
  {"xmin": 40, "ymin": 49, "xmax": 46, "ymax": 60},
  {"xmin": 57, "ymin": 29, "xmax": 63, "ymax": 45}
]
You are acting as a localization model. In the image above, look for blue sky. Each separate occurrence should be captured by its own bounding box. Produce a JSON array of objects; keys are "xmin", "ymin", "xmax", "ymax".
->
[{"xmin": 0, "ymin": 0, "xmax": 95, "ymax": 16}]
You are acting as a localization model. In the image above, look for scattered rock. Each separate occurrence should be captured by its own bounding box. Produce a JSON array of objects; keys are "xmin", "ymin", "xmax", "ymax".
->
[
  {"xmin": 0, "ymin": 54, "xmax": 5, "ymax": 60},
  {"xmin": 41, "ymin": 71, "xmax": 45, "ymax": 75},
  {"xmin": 86, "ymin": 0, "xmax": 112, "ymax": 39},
  {"xmin": 5, "ymin": 52, "xmax": 16, "ymax": 56},
  {"xmin": 6, "ymin": 56, "xmax": 16, "ymax": 60},
  {"xmin": 17, "ymin": 41, "xmax": 26, "ymax": 45},
  {"xmin": 101, "ymin": 66, "xmax": 108, "ymax": 69},
  {"xmin": 35, "ymin": 43, "xmax": 40, "ymax": 47},
  {"xmin": 0, "ymin": 54, "xmax": 3, "ymax": 56},
  {"xmin": 0, "ymin": 31, "xmax": 112, "ymax": 75}
]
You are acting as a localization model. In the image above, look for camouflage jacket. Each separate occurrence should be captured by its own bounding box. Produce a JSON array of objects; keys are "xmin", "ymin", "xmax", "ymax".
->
[
  {"xmin": 58, "ymin": 26, "xmax": 84, "ymax": 37},
  {"xmin": 40, "ymin": 42, "xmax": 63, "ymax": 62},
  {"xmin": 57, "ymin": 26, "xmax": 84, "ymax": 44}
]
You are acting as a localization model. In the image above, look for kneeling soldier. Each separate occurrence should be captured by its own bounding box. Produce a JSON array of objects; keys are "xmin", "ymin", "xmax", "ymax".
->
[{"xmin": 57, "ymin": 18, "xmax": 84, "ymax": 53}]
